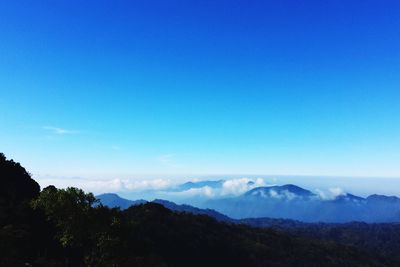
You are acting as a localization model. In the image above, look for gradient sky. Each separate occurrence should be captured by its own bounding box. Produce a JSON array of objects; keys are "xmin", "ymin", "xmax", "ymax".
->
[{"xmin": 1, "ymin": 0, "xmax": 400, "ymax": 179}]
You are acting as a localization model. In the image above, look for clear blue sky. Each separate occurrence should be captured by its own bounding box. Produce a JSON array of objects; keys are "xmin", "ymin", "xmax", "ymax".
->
[{"xmin": 1, "ymin": 0, "xmax": 399, "ymax": 178}]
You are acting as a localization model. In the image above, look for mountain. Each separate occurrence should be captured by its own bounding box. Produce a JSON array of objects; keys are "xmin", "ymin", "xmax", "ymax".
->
[
  {"xmin": 96, "ymin": 193, "xmax": 232, "ymax": 222},
  {"xmin": 117, "ymin": 202, "xmax": 396, "ymax": 267},
  {"xmin": 152, "ymin": 199, "xmax": 232, "ymax": 222},
  {"xmin": 94, "ymin": 195, "xmax": 400, "ymax": 266},
  {"xmin": 96, "ymin": 193, "xmax": 146, "ymax": 209},
  {"xmin": 244, "ymin": 184, "xmax": 316, "ymax": 200},
  {"xmin": 173, "ymin": 179, "xmax": 225, "ymax": 191},
  {"xmin": 96, "ymin": 193, "xmax": 400, "ymax": 264},
  {"xmin": 333, "ymin": 193, "xmax": 365, "ymax": 203},
  {"xmin": 204, "ymin": 184, "xmax": 400, "ymax": 223},
  {"xmin": 241, "ymin": 217, "xmax": 400, "ymax": 263},
  {"xmin": 367, "ymin": 194, "xmax": 400, "ymax": 203},
  {"xmin": 98, "ymin": 181, "xmax": 400, "ymax": 223}
]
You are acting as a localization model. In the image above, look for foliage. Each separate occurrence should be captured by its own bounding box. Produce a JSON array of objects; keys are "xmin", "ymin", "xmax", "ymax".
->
[
  {"xmin": 245, "ymin": 218, "xmax": 400, "ymax": 263},
  {"xmin": 32, "ymin": 186, "xmax": 97, "ymax": 247}
]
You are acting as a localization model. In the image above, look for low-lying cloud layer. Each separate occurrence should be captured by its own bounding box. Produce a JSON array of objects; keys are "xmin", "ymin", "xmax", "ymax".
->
[
  {"xmin": 168, "ymin": 178, "xmax": 267, "ymax": 198},
  {"xmin": 35, "ymin": 176, "xmax": 268, "ymax": 197},
  {"xmin": 35, "ymin": 175, "xmax": 350, "ymax": 202},
  {"xmin": 35, "ymin": 176, "xmax": 173, "ymax": 194}
]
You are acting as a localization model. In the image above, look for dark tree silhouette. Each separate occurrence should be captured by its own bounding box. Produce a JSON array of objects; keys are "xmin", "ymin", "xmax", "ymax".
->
[
  {"xmin": 0, "ymin": 153, "xmax": 45, "ymax": 266},
  {"xmin": 0, "ymin": 153, "xmax": 40, "ymax": 209}
]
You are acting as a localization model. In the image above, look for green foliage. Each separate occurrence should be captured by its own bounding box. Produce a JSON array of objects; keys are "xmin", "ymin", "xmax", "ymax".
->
[
  {"xmin": 242, "ymin": 217, "xmax": 400, "ymax": 262},
  {"xmin": 32, "ymin": 186, "xmax": 97, "ymax": 247}
]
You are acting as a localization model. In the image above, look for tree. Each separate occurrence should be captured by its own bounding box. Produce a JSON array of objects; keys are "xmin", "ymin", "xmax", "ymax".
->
[
  {"xmin": 32, "ymin": 186, "xmax": 96, "ymax": 247},
  {"xmin": 0, "ymin": 153, "xmax": 42, "ymax": 265},
  {"xmin": 0, "ymin": 152, "xmax": 40, "ymax": 216},
  {"xmin": 31, "ymin": 186, "xmax": 98, "ymax": 266}
]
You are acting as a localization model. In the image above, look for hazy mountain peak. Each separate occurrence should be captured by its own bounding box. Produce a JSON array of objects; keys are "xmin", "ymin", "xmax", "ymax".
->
[
  {"xmin": 333, "ymin": 193, "xmax": 365, "ymax": 202},
  {"xmin": 96, "ymin": 193, "xmax": 146, "ymax": 209},
  {"xmin": 367, "ymin": 194, "xmax": 400, "ymax": 202},
  {"xmin": 244, "ymin": 184, "xmax": 315, "ymax": 200},
  {"xmin": 174, "ymin": 180, "xmax": 225, "ymax": 191}
]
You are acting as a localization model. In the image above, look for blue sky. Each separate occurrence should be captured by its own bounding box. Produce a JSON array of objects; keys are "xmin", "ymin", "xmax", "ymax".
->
[{"xmin": 1, "ymin": 0, "xmax": 400, "ymax": 181}]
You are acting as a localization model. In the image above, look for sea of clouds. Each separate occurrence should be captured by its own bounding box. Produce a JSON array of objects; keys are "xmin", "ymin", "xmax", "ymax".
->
[{"xmin": 35, "ymin": 174, "xmax": 352, "ymax": 201}]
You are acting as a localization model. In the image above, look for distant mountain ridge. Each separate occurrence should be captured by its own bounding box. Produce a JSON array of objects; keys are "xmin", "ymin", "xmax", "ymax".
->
[
  {"xmin": 205, "ymin": 184, "xmax": 400, "ymax": 222},
  {"xmin": 96, "ymin": 192, "xmax": 400, "ymax": 263},
  {"xmin": 96, "ymin": 193, "xmax": 146, "ymax": 209},
  {"xmin": 96, "ymin": 193, "xmax": 232, "ymax": 222},
  {"xmin": 172, "ymin": 179, "xmax": 225, "ymax": 191},
  {"xmin": 244, "ymin": 184, "xmax": 316, "ymax": 200},
  {"xmin": 98, "ymin": 182, "xmax": 400, "ymax": 223}
]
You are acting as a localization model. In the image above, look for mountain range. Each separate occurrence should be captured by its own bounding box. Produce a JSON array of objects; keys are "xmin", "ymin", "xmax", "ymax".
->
[
  {"xmin": 99, "ymin": 182, "xmax": 400, "ymax": 223},
  {"xmin": 205, "ymin": 184, "xmax": 400, "ymax": 222},
  {"xmin": 97, "ymin": 191, "xmax": 400, "ymax": 263},
  {"xmin": 171, "ymin": 179, "xmax": 225, "ymax": 191},
  {"xmin": 96, "ymin": 193, "xmax": 233, "ymax": 222}
]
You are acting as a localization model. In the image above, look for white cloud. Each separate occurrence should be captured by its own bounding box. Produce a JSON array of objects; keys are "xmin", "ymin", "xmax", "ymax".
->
[
  {"xmin": 169, "ymin": 186, "xmax": 216, "ymax": 198},
  {"xmin": 221, "ymin": 177, "xmax": 265, "ymax": 196},
  {"xmin": 35, "ymin": 173, "xmax": 351, "ymax": 202},
  {"xmin": 35, "ymin": 176, "xmax": 173, "ymax": 194},
  {"xmin": 36, "ymin": 175, "xmax": 268, "ymax": 197},
  {"xmin": 43, "ymin": 126, "xmax": 80, "ymax": 135},
  {"xmin": 168, "ymin": 177, "xmax": 267, "ymax": 198},
  {"xmin": 315, "ymin": 187, "xmax": 346, "ymax": 200},
  {"xmin": 123, "ymin": 178, "xmax": 172, "ymax": 191},
  {"xmin": 252, "ymin": 188, "xmax": 298, "ymax": 200},
  {"xmin": 270, "ymin": 190, "xmax": 297, "ymax": 200},
  {"xmin": 329, "ymin": 187, "xmax": 346, "ymax": 197}
]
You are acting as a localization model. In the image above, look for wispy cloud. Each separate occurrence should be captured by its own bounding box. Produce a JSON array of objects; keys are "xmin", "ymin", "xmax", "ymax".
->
[
  {"xmin": 158, "ymin": 154, "xmax": 175, "ymax": 164},
  {"xmin": 43, "ymin": 126, "xmax": 80, "ymax": 135},
  {"xmin": 158, "ymin": 154, "xmax": 183, "ymax": 169},
  {"xmin": 315, "ymin": 187, "xmax": 346, "ymax": 200}
]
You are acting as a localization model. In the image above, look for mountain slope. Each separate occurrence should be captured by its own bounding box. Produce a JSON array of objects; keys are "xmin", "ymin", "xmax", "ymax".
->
[
  {"xmin": 96, "ymin": 193, "xmax": 146, "ymax": 209},
  {"xmin": 152, "ymin": 199, "xmax": 233, "ymax": 222},
  {"xmin": 241, "ymin": 217, "xmax": 400, "ymax": 263},
  {"xmin": 121, "ymin": 202, "xmax": 394, "ymax": 267},
  {"xmin": 204, "ymin": 184, "xmax": 400, "ymax": 222},
  {"xmin": 95, "ymin": 192, "xmax": 400, "ymax": 263},
  {"xmin": 173, "ymin": 179, "xmax": 225, "ymax": 191},
  {"xmin": 96, "ymin": 193, "xmax": 232, "ymax": 222},
  {"xmin": 244, "ymin": 184, "xmax": 316, "ymax": 199}
]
